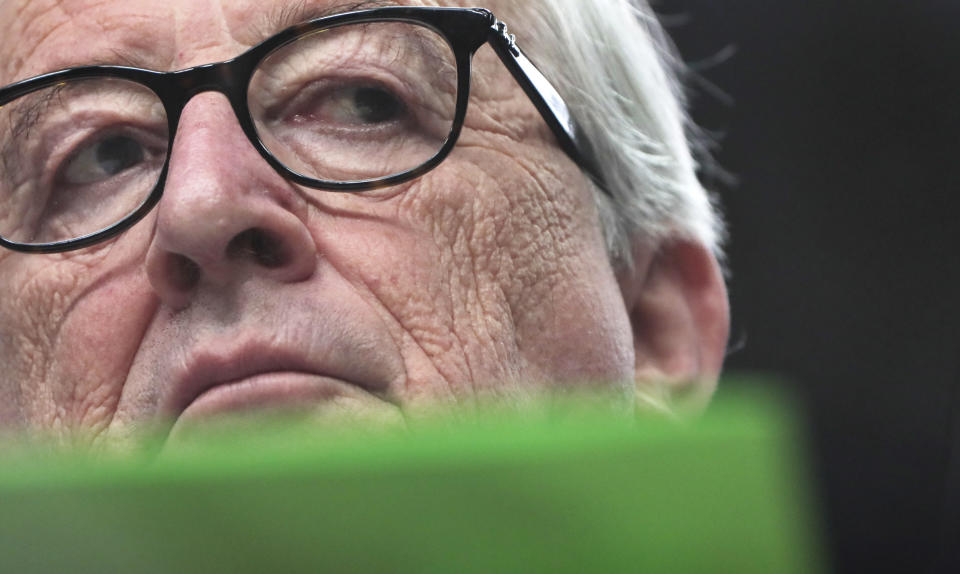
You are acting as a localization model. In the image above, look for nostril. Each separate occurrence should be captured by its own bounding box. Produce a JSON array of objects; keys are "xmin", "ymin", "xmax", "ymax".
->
[
  {"xmin": 170, "ymin": 254, "xmax": 201, "ymax": 291},
  {"xmin": 227, "ymin": 228, "xmax": 289, "ymax": 269}
]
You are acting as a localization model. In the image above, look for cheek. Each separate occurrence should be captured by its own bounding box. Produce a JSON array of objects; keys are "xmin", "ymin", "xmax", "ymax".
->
[
  {"xmin": 305, "ymin": 189, "xmax": 491, "ymax": 398},
  {"xmin": 51, "ymin": 273, "xmax": 157, "ymax": 430},
  {"xmin": 418, "ymin": 145, "xmax": 635, "ymax": 389},
  {"xmin": 0, "ymin": 240, "xmax": 157, "ymax": 434},
  {"xmin": 308, "ymin": 143, "xmax": 633, "ymax": 400},
  {"xmin": 302, "ymin": 166, "xmax": 537, "ymax": 399}
]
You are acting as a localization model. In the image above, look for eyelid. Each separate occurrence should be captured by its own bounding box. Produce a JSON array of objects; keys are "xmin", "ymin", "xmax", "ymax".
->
[
  {"xmin": 4, "ymin": 82, "xmax": 165, "ymax": 158},
  {"xmin": 246, "ymin": 0, "xmax": 399, "ymax": 45},
  {"xmin": 258, "ymin": 71, "xmax": 419, "ymax": 122},
  {"xmin": 253, "ymin": 21, "xmax": 456, "ymax": 103}
]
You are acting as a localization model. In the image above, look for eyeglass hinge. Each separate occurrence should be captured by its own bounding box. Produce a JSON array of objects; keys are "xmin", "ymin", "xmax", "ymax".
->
[{"xmin": 492, "ymin": 19, "xmax": 520, "ymax": 57}]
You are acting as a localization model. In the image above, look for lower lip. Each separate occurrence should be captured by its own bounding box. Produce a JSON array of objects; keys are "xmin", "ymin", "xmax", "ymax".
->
[{"xmin": 169, "ymin": 372, "xmax": 392, "ymax": 438}]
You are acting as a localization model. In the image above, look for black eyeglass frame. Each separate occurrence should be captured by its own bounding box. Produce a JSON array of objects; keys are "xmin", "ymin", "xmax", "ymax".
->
[{"xmin": 0, "ymin": 6, "xmax": 606, "ymax": 253}]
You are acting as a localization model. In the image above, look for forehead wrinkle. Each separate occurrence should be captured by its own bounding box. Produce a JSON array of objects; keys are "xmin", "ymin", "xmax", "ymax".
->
[
  {"xmin": 0, "ymin": 0, "xmax": 69, "ymax": 83},
  {"xmin": 170, "ymin": 0, "xmax": 238, "ymax": 66},
  {"xmin": 226, "ymin": 0, "xmax": 410, "ymax": 46},
  {"xmin": 52, "ymin": 0, "xmax": 177, "ymax": 70},
  {"xmin": 0, "ymin": 0, "xmax": 175, "ymax": 84}
]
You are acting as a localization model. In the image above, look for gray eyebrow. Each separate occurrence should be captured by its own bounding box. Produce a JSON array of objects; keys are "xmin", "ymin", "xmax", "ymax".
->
[
  {"xmin": 1, "ymin": 84, "xmax": 67, "ymax": 182},
  {"xmin": 5, "ymin": 83, "xmax": 65, "ymax": 139},
  {"xmin": 251, "ymin": 0, "xmax": 401, "ymax": 42}
]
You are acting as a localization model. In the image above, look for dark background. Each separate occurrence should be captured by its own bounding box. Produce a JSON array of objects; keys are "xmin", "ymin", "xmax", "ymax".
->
[{"xmin": 657, "ymin": 1, "xmax": 959, "ymax": 572}]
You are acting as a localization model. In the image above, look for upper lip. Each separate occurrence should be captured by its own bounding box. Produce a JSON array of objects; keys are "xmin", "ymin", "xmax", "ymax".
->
[{"xmin": 163, "ymin": 337, "xmax": 396, "ymax": 419}]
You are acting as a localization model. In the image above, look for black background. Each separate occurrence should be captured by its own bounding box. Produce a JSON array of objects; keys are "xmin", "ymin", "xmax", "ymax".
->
[{"xmin": 658, "ymin": 1, "xmax": 959, "ymax": 572}]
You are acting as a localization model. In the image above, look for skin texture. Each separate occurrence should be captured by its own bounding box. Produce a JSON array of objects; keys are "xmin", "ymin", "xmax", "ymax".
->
[{"xmin": 0, "ymin": 0, "xmax": 729, "ymax": 448}]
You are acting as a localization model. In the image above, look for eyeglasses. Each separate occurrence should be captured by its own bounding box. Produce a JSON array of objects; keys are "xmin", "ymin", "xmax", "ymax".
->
[{"xmin": 0, "ymin": 6, "xmax": 604, "ymax": 253}]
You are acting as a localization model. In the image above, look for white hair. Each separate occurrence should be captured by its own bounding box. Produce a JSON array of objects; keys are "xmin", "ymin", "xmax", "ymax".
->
[{"xmin": 503, "ymin": 0, "xmax": 725, "ymax": 267}]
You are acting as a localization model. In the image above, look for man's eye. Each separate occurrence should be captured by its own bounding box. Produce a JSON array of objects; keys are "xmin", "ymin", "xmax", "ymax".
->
[
  {"xmin": 306, "ymin": 85, "xmax": 407, "ymax": 126},
  {"xmin": 61, "ymin": 135, "xmax": 146, "ymax": 185},
  {"xmin": 346, "ymin": 87, "xmax": 404, "ymax": 124}
]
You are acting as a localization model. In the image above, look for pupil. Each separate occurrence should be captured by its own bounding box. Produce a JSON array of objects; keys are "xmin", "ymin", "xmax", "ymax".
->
[
  {"xmin": 96, "ymin": 136, "xmax": 144, "ymax": 175},
  {"xmin": 353, "ymin": 88, "xmax": 401, "ymax": 124}
]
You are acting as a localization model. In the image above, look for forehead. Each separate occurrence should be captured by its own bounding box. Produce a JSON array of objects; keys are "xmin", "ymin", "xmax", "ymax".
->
[
  {"xmin": 0, "ymin": 0, "xmax": 163, "ymax": 83},
  {"xmin": 0, "ymin": 0, "xmax": 515, "ymax": 85}
]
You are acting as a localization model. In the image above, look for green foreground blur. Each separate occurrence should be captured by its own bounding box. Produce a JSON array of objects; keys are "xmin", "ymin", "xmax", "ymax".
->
[{"xmin": 0, "ymin": 387, "xmax": 823, "ymax": 573}]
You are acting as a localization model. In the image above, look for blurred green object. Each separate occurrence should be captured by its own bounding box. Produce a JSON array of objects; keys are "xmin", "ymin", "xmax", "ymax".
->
[{"xmin": 0, "ymin": 387, "xmax": 823, "ymax": 573}]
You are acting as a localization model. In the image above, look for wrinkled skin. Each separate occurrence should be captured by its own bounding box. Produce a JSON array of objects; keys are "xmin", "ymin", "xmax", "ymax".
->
[{"xmin": 0, "ymin": 0, "xmax": 729, "ymax": 448}]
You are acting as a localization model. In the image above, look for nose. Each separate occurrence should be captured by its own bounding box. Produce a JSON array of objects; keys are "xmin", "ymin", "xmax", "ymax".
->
[{"xmin": 145, "ymin": 93, "xmax": 318, "ymax": 309}]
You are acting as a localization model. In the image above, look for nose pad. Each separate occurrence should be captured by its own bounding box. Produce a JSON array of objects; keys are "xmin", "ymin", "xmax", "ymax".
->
[{"xmin": 144, "ymin": 93, "xmax": 318, "ymax": 309}]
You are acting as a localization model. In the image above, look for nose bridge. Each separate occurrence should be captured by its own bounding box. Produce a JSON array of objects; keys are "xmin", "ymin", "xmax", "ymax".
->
[{"xmin": 166, "ymin": 56, "xmax": 249, "ymax": 123}]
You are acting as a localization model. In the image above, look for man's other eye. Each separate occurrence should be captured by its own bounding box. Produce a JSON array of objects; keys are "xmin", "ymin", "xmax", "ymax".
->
[
  {"xmin": 334, "ymin": 86, "xmax": 405, "ymax": 125},
  {"xmin": 282, "ymin": 82, "xmax": 409, "ymax": 130},
  {"xmin": 61, "ymin": 135, "xmax": 146, "ymax": 185}
]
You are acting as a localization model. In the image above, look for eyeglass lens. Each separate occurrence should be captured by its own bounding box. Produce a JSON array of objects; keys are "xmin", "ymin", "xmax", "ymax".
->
[
  {"xmin": 249, "ymin": 21, "xmax": 458, "ymax": 184},
  {"xmin": 0, "ymin": 78, "xmax": 170, "ymax": 245},
  {"xmin": 0, "ymin": 20, "xmax": 459, "ymax": 247}
]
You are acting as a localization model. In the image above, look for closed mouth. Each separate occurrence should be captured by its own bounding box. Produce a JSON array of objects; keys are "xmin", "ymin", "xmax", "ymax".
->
[
  {"xmin": 166, "ymin": 370, "xmax": 403, "ymax": 441},
  {"xmin": 163, "ymin": 340, "xmax": 400, "ymax": 437}
]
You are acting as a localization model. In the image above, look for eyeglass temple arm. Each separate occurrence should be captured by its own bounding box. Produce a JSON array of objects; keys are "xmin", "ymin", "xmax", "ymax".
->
[{"xmin": 485, "ymin": 19, "xmax": 611, "ymax": 197}]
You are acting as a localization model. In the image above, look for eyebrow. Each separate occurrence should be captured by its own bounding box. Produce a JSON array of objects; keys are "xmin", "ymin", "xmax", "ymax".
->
[
  {"xmin": 251, "ymin": 0, "xmax": 402, "ymax": 43},
  {"xmin": 0, "ymin": 83, "xmax": 67, "ymax": 184}
]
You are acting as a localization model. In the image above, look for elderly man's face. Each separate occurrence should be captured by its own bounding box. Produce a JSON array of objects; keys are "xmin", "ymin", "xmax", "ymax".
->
[{"xmin": 0, "ymin": 0, "xmax": 727, "ymax": 445}]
